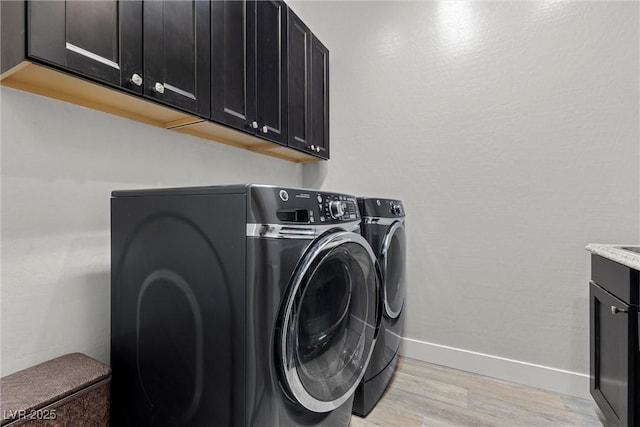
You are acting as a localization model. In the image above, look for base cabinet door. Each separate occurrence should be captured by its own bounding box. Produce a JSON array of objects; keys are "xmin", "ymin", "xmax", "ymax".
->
[
  {"xmin": 590, "ymin": 281, "xmax": 636, "ymax": 427},
  {"xmin": 28, "ymin": 0, "xmax": 143, "ymax": 94}
]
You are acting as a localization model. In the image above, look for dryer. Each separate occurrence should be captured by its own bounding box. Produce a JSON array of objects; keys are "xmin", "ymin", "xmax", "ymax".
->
[
  {"xmin": 352, "ymin": 197, "xmax": 406, "ymax": 417},
  {"xmin": 111, "ymin": 185, "xmax": 381, "ymax": 426}
]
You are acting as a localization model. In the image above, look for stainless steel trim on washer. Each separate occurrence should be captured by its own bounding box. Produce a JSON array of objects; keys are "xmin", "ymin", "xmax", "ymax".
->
[
  {"xmin": 279, "ymin": 231, "xmax": 379, "ymax": 413},
  {"xmin": 379, "ymin": 220, "xmax": 405, "ymax": 319},
  {"xmin": 246, "ymin": 221, "xmax": 360, "ymax": 239},
  {"xmin": 363, "ymin": 217, "xmax": 405, "ymax": 225},
  {"xmin": 246, "ymin": 224, "xmax": 315, "ymax": 239}
]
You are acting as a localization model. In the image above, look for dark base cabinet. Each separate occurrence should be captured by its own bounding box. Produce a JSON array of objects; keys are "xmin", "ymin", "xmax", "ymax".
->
[{"xmin": 590, "ymin": 255, "xmax": 640, "ymax": 427}]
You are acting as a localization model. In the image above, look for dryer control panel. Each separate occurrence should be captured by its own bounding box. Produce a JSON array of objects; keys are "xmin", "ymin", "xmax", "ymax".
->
[
  {"xmin": 358, "ymin": 197, "xmax": 405, "ymax": 219},
  {"xmin": 248, "ymin": 186, "xmax": 360, "ymax": 225}
]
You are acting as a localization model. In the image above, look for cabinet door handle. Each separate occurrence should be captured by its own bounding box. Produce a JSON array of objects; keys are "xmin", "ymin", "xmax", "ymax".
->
[
  {"xmin": 261, "ymin": 125, "xmax": 268, "ymax": 134},
  {"xmin": 250, "ymin": 121, "xmax": 259, "ymax": 129},
  {"xmin": 130, "ymin": 73, "xmax": 143, "ymax": 87},
  {"xmin": 153, "ymin": 82, "xmax": 165, "ymax": 94},
  {"xmin": 611, "ymin": 305, "xmax": 628, "ymax": 315}
]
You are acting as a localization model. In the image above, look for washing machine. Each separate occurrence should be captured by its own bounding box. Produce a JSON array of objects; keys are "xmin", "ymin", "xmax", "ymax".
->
[
  {"xmin": 352, "ymin": 197, "xmax": 406, "ymax": 417},
  {"xmin": 110, "ymin": 184, "xmax": 381, "ymax": 426}
]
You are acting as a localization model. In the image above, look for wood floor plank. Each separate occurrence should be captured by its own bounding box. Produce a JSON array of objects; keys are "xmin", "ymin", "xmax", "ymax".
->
[
  {"xmin": 356, "ymin": 400, "xmax": 425, "ymax": 427},
  {"xmin": 392, "ymin": 370, "xmax": 469, "ymax": 407},
  {"xmin": 351, "ymin": 357, "xmax": 603, "ymax": 427},
  {"xmin": 467, "ymin": 391, "xmax": 580, "ymax": 426},
  {"xmin": 419, "ymin": 396, "xmax": 517, "ymax": 427}
]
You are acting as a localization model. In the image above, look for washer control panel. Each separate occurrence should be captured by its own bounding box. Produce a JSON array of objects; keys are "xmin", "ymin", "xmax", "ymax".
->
[
  {"xmin": 318, "ymin": 194, "xmax": 359, "ymax": 223},
  {"xmin": 251, "ymin": 186, "xmax": 360, "ymax": 225}
]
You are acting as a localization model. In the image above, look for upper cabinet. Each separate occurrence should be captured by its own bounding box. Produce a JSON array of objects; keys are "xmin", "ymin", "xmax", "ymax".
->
[
  {"xmin": 310, "ymin": 35, "xmax": 330, "ymax": 159},
  {"xmin": 143, "ymin": 1, "xmax": 211, "ymax": 117},
  {"xmin": 3, "ymin": 1, "xmax": 328, "ymax": 162},
  {"xmin": 287, "ymin": 9, "xmax": 329, "ymax": 159},
  {"xmin": 211, "ymin": 0, "xmax": 287, "ymax": 146},
  {"xmin": 28, "ymin": 0, "xmax": 210, "ymax": 117},
  {"xmin": 255, "ymin": 1, "xmax": 288, "ymax": 146},
  {"xmin": 27, "ymin": 1, "xmax": 142, "ymax": 93}
]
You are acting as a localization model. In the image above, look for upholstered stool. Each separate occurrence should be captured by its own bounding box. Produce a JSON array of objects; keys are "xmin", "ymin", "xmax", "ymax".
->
[{"xmin": 1, "ymin": 353, "xmax": 110, "ymax": 426}]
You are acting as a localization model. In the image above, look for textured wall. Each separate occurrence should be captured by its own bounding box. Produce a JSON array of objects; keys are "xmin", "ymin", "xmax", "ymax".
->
[
  {"xmin": 0, "ymin": 87, "xmax": 302, "ymax": 375},
  {"xmin": 294, "ymin": 0, "xmax": 640, "ymax": 377}
]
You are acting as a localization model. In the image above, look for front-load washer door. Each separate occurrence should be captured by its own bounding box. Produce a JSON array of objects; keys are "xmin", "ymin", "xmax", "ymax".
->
[
  {"xmin": 278, "ymin": 231, "xmax": 380, "ymax": 413},
  {"xmin": 380, "ymin": 220, "xmax": 406, "ymax": 319}
]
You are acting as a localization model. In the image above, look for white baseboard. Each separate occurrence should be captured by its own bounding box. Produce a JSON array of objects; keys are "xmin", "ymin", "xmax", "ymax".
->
[{"xmin": 399, "ymin": 337, "xmax": 591, "ymax": 400}]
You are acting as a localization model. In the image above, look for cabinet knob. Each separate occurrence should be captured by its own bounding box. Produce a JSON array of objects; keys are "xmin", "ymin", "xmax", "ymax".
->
[
  {"xmin": 250, "ymin": 121, "xmax": 259, "ymax": 129},
  {"xmin": 316, "ymin": 146, "xmax": 321, "ymax": 153},
  {"xmin": 261, "ymin": 125, "xmax": 268, "ymax": 134},
  {"xmin": 153, "ymin": 82, "xmax": 165, "ymax": 94},
  {"xmin": 611, "ymin": 306, "xmax": 628, "ymax": 315},
  {"xmin": 130, "ymin": 73, "xmax": 143, "ymax": 87}
]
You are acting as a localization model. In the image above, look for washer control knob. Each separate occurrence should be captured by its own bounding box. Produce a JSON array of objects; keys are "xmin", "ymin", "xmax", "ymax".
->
[
  {"xmin": 391, "ymin": 203, "xmax": 403, "ymax": 216},
  {"xmin": 329, "ymin": 200, "xmax": 346, "ymax": 219}
]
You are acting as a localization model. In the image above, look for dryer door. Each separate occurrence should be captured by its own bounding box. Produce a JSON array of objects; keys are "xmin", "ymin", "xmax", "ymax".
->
[
  {"xmin": 380, "ymin": 220, "xmax": 406, "ymax": 319},
  {"xmin": 279, "ymin": 231, "xmax": 380, "ymax": 413}
]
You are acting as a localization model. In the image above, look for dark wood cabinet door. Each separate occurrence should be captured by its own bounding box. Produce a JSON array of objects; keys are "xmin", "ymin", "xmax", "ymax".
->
[
  {"xmin": 211, "ymin": 0, "xmax": 256, "ymax": 132},
  {"xmin": 590, "ymin": 281, "xmax": 634, "ymax": 427},
  {"xmin": 144, "ymin": 1, "xmax": 210, "ymax": 117},
  {"xmin": 287, "ymin": 9, "xmax": 310, "ymax": 152},
  {"xmin": 287, "ymin": 8, "xmax": 329, "ymax": 158},
  {"xmin": 255, "ymin": 0, "xmax": 287, "ymax": 145},
  {"xmin": 28, "ymin": 1, "xmax": 142, "ymax": 94},
  {"xmin": 310, "ymin": 35, "xmax": 329, "ymax": 159}
]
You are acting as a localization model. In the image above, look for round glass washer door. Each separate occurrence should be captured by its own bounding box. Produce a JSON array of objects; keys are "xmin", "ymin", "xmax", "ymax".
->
[
  {"xmin": 279, "ymin": 231, "xmax": 380, "ymax": 413},
  {"xmin": 380, "ymin": 220, "xmax": 406, "ymax": 319}
]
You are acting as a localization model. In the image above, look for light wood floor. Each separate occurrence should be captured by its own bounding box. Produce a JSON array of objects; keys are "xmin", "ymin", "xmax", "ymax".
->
[{"xmin": 351, "ymin": 357, "xmax": 605, "ymax": 427}]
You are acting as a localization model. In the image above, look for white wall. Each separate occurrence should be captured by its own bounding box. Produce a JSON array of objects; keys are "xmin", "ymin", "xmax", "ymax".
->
[
  {"xmin": 293, "ymin": 1, "xmax": 640, "ymax": 397},
  {"xmin": 0, "ymin": 87, "xmax": 303, "ymax": 375}
]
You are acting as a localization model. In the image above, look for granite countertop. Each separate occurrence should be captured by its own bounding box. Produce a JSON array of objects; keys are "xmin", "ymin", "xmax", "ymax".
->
[{"xmin": 586, "ymin": 243, "xmax": 640, "ymax": 271}]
